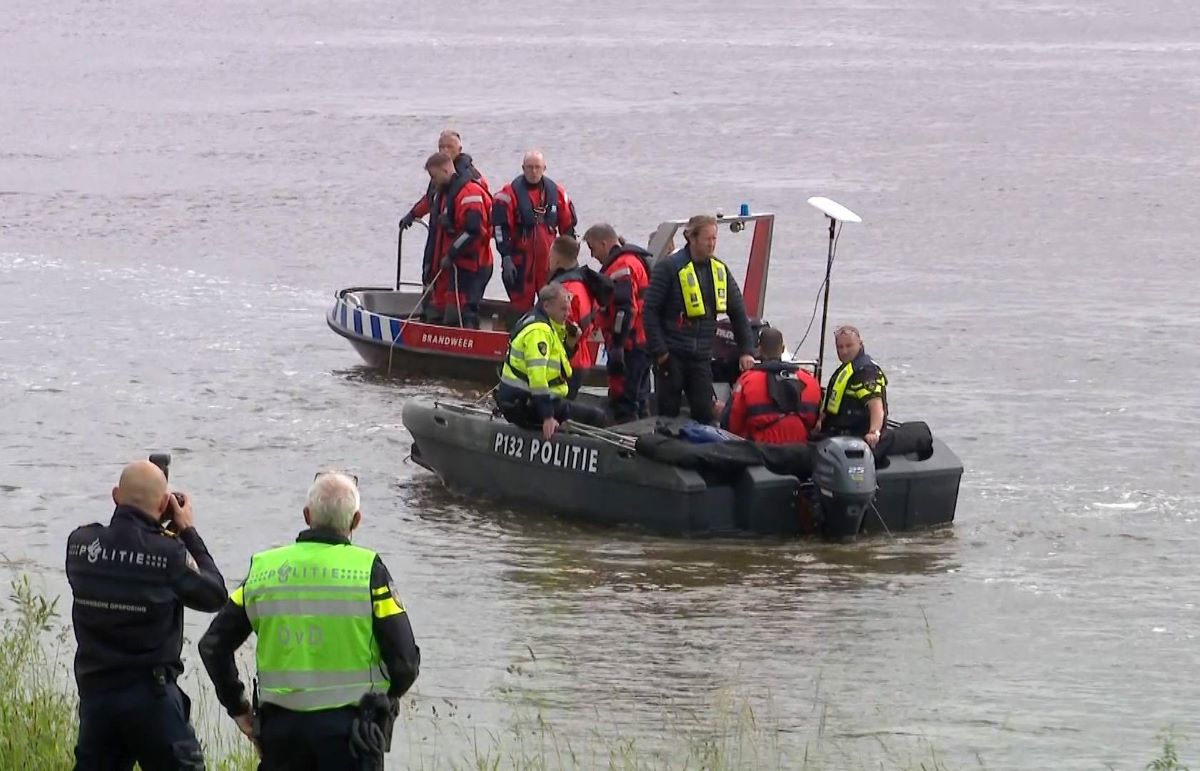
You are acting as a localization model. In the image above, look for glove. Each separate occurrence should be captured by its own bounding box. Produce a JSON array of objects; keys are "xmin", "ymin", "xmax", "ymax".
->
[
  {"xmin": 348, "ymin": 693, "xmax": 399, "ymax": 765},
  {"xmin": 440, "ymin": 255, "xmax": 453, "ymax": 271},
  {"xmin": 501, "ymin": 256, "xmax": 517, "ymax": 290},
  {"xmin": 348, "ymin": 716, "xmax": 386, "ymax": 765},
  {"xmin": 398, "ymin": 212, "xmax": 415, "ymax": 230},
  {"xmin": 606, "ymin": 346, "xmax": 625, "ymax": 376}
]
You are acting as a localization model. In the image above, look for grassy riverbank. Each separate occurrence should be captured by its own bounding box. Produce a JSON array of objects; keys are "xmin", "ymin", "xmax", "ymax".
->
[{"xmin": 0, "ymin": 576, "xmax": 1192, "ymax": 770}]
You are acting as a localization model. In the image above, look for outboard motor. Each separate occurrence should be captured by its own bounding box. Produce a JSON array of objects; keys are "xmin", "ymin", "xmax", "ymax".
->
[{"xmin": 809, "ymin": 436, "xmax": 877, "ymax": 538}]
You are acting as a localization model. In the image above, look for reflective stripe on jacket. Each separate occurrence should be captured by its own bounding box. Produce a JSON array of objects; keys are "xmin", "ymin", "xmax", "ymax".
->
[
  {"xmin": 599, "ymin": 245, "xmax": 652, "ymax": 350},
  {"xmin": 234, "ymin": 542, "xmax": 390, "ymax": 711},
  {"xmin": 678, "ymin": 258, "xmax": 728, "ymax": 318},
  {"xmin": 499, "ymin": 309, "xmax": 573, "ymax": 398},
  {"xmin": 822, "ymin": 349, "xmax": 888, "ymax": 435}
]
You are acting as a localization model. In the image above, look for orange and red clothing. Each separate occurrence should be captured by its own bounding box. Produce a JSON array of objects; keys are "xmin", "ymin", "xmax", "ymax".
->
[
  {"xmin": 597, "ymin": 244, "xmax": 652, "ymax": 352},
  {"xmin": 492, "ymin": 176, "xmax": 577, "ymax": 311},
  {"xmin": 429, "ymin": 176, "xmax": 492, "ymax": 327},
  {"xmin": 405, "ymin": 153, "xmax": 489, "ymax": 292},
  {"xmin": 597, "ymin": 243, "xmax": 654, "ymax": 421},
  {"xmin": 550, "ymin": 267, "xmax": 598, "ymax": 371},
  {"xmin": 725, "ymin": 362, "xmax": 821, "ymax": 444}
]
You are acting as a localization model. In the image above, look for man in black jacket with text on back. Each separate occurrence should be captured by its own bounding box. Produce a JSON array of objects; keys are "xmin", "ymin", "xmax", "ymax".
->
[{"xmin": 65, "ymin": 458, "xmax": 228, "ymax": 770}]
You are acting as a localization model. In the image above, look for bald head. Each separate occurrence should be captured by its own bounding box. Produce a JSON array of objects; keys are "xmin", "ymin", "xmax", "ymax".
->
[
  {"xmin": 835, "ymin": 325, "xmax": 863, "ymax": 363},
  {"xmin": 112, "ymin": 460, "xmax": 169, "ymax": 517},
  {"xmin": 758, "ymin": 327, "xmax": 785, "ymax": 359},
  {"xmin": 522, "ymin": 150, "xmax": 546, "ymax": 185}
]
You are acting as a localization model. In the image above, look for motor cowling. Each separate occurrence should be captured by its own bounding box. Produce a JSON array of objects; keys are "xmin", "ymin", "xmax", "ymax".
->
[{"xmin": 809, "ymin": 436, "xmax": 877, "ymax": 537}]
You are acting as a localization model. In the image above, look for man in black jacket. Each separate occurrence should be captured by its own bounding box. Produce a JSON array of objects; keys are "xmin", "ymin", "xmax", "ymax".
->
[
  {"xmin": 643, "ymin": 214, "xmax": 755, "ymax": 423},
  {"xmin": 66, "ymin": 459, "xmax": 228, "ymax": 770}
]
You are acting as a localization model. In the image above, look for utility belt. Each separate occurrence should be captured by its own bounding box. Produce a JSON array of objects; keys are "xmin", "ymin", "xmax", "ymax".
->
[
  {"xmin": 77, "ymin": 664, "xmax": 178, "ymax": 696},
  {"xmin": 150, "ymin": 664, "xmax": 175, "ymax": 695},
  {"xmin": 822, "ymin": 417, "xmax": 867, "ymax": 437},
  {"xmin": 253, "ymin": 688, "xmax": 398, "ymax": 770}
]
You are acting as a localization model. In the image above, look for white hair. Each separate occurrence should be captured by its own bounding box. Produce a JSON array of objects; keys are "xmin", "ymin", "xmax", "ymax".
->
[
  {"xmin": 538, "ymin": 281, "xmax": 569, "ymax": 305},
  {"xmin": 306, "ymin": 472, "xmax": 360, "ymax": 534}
]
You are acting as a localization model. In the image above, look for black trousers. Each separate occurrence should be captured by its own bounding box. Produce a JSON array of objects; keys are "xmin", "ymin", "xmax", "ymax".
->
[
  {"xmin": 608, "ymin": 347, "xmax": 652, "ymax": 422},
  {"xmin": 656, "ymin": 353, "xmax": 715, "ymax": 424},
  {"xmin": 567, "ymin": 368, "xmax": 583, "ymax": 401},
  {"xmin": 258, "ymin": 705, "xmax": 360, "ymax": 771},
  {"xmin": 496, "ymin": 389, "xmax": 608, "ymax": 430},
  {"xmin": 441, "ymin": 262, "xmax": 493, "ymax": 329},
  {"xmin": 74, "ymin": 679, "xmax": 204, "ymax": 771}
]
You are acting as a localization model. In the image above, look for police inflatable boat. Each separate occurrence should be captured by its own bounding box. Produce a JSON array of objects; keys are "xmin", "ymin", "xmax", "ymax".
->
[
  {"xmin": 402, "ymin": 400, "xmax": 963, "ymax": 539},
  {"xmin": 400, "ymin": 196, "xmax": 964, "ymax": 539}
]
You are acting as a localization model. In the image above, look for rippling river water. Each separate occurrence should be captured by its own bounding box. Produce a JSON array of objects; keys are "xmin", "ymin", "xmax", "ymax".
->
[{"xmin": 3, "ymin": 0, "xmax": 1199, "ymax": 768}]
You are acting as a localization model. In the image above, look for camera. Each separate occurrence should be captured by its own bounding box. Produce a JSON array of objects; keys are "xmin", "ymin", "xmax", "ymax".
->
[{"xmin": 148, "ymin": 453, "xmax": 185, "ymax": 533}]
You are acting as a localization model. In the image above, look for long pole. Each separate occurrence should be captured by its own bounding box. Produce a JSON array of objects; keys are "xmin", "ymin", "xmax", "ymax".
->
[
  {"xmin": 814, "ymin": 217, "xmax": 836, "ymax": 385},
  {"xmin": 395, "ymin": 227, "xmax": 403, "ymax": 291}
]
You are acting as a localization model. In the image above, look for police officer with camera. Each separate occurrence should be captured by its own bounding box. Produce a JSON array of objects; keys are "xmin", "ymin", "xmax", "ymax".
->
[{"xmin": 66, "ymin": 457, "xmax": 228, "ymax": 770}]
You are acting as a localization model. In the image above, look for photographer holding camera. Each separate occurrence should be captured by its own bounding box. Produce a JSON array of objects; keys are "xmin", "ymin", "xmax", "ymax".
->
[{"xmin": 65, "ymin": 458, "xmax": 228, "ymax": 770}]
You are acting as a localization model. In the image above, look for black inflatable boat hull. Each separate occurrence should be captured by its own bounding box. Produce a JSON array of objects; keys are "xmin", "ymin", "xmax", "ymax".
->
[{"xmin": 402, "ymin": 400, "xmax": 962, "ymax": 539}]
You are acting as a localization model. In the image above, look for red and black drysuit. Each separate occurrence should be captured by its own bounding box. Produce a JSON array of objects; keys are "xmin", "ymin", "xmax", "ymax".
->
[
  {"xmin": 549, "ymin": 265, "xmax": 613, "ymax": 399},
  {"xmin": 426, "ymin": 173, "xmax": 492, "ymax": 328},
  {"xmin": 492, "ymin": 175, "xmax": 577, "ymax": 312},
  {"xmin": 597, "ymin": 243, "xmax": 654, "ymax": 422},
  {"xmin": 400, "ymin": 153, "xmax": 490, "ymax": 322},
  {"xmin": 722, "ymin": 362, "xmax": 821, "ymax": 444}
]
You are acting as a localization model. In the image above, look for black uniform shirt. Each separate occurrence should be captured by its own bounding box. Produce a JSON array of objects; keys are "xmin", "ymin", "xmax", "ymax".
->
[{"xmin": 65, "ymin": 505, "xmax": 228, "ymax": 692}]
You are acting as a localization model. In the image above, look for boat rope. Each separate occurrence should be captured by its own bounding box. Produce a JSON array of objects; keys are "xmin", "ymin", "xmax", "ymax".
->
[
  {"xmin": 868, "ymin": 499, "xmax": 894, "ymax": 539},
  {"xmin": 452, "ymin": 265, "xmax": 464, "ymax": 329},
  {"xmin": 473, "ymin": 385, "xmax": 497, "ymax": 406},
  {"xmin": 387, "ymin": 267, "xmax": 444, "ymax": 377},
  {"xmin": 433, "ymin": 401, "xmax": 496, "ymax": 418},
  {"xmin": 791, "ymin": 221, "xmax": 842, "ymax": 360},
  {"xmin": 559, "ymin": 421, "xmax": 638, "ymax": 450}
]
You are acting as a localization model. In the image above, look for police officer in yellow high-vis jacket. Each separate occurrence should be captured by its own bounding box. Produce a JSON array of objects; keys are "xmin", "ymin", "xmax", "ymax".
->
[
  {"xmin": 496, "ymin": 282, "xmax": 608, "ymax": 439},
  {"xmin": 199, "ymin": 471, "xmax": 420, "ymax": 770},
  {"xmin": 643, "ymin": 214, "xmax": 755, "ymax": 423},
  {"xmin": 817, "ymin": 325, "xmax": 889, "ymax": 448}
]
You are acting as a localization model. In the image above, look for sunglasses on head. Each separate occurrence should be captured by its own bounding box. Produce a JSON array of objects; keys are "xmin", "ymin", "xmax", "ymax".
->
[{"xmin": 314, "ymin": 470, "xmax": 359, "ymax": 487}]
